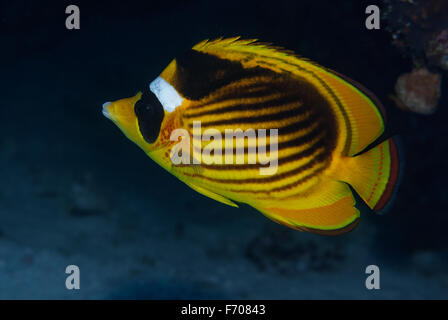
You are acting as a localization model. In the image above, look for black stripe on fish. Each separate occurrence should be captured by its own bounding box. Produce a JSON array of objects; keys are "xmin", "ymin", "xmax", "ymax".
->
[
  {"xmin": 278, "ymin": 112, "xmax": 320, "ymax": 136},
  {"xmin": 173, "ymin": 49, "xmax": 278, "ymax": 100},
  {"xmin": 199, "ymin": 132, "xmax": 326, "ymax": 170},
  {"xmin": 247, "ymin": 54, "xmax": 349, "ymax": 154},
  {"xmin": 183, "ymin": 93, "xmax": 303, "ymax": 119},
  {"xmin": 185, "ymin": 147, "xmax": 327, "ymax": 185},
  {"xmin": 196, "ymin": 122, "xmax": 322, "ymax": 155},
  {"xmin": 189, "ymin": 83, "xmax": 275, "ymax": 110},
  {"xmin": 228, "ymin": 164, "xmax": 326, "ymax": 194},
  {"xmin": 189, "ymin": 107, "xmax": 306, "ymax": 128}
]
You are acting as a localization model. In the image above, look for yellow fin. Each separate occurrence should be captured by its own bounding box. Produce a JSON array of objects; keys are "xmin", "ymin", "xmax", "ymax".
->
[
  {"xmin": 191, "ymin": 37, "xmax": 300, "ymax": 68},
  {"xmin": 252, "ymin": 179, "xmax": 359, "ymax": 235},
  {"xmin": 313, "ymin": 68, "xmax": 385, "ymax": 156},
  {"xmin": 184, "ymin": 181, "xmax": 239, "ymax": 208},
  {"xmin": 332, "ymin": 138, "xmax": 400, "ymax": 211}
]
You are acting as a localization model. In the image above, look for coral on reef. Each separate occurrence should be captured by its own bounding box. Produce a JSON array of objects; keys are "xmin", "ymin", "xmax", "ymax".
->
[
  {"xmin": 383, "ymin": 0, "xmax": 448, "ymax": 62},
  {"xmin": 383, "ymin": 0, "xmax": 447, "ymax": 113},
  {"xmin": 394, "ymin": 68, "xmax": 442, "ymax": 114},
  {"xmin": 426, "ymin": 29, "xmax": 448, "ymax": 70}
]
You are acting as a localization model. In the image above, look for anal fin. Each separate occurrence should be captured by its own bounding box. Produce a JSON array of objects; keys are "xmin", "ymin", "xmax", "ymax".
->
[{"xmin": 252, "ymin": 179, "xmax": 359, "ymax": 235}]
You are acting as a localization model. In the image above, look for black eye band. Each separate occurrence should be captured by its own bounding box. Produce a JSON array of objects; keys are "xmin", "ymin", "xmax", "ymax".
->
[{"xmin": 134, "ymin": 90, "xmax": 165, "ymax": 144}]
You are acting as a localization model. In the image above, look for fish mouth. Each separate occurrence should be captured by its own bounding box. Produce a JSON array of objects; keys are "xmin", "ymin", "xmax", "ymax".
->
[{"xmin": 102, "ymin": 101, "xmax": 113, "ymax": 120}]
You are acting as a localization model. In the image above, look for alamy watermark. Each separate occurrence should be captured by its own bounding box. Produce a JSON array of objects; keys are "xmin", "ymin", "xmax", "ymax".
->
[
  {"xmin": 365, "ymin": 265, "xmax": 380, "ymax": 290},
  {"xmin": 365, "ymin": 5, "xmax": 380, "ymax": 30},
  {"xmin": 65, "ymin": 264, "xmax": 80, "ymax": 290},
  {"xmin": 65, "ymin": 5, "xmax": 80, "ymax": 30},
  {"xmin": 169, "ymin": 121, "xmax": 279, "ymax": 175}
]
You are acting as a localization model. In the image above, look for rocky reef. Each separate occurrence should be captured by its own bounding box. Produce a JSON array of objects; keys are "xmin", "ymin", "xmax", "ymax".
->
[{"xmin": 383, "ymin": 0, "xmax": 447, "ymax": 114}]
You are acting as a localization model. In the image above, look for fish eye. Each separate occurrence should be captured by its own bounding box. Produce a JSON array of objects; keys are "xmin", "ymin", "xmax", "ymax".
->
[{"xmin": 134, "ymin": 90, "xmax": 165, "ymax": 144}]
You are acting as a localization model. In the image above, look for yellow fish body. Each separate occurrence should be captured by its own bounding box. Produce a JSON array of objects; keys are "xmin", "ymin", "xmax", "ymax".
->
[{"xmin": 103, "ymin": 37, "xmax": 399, "ymax": 235}]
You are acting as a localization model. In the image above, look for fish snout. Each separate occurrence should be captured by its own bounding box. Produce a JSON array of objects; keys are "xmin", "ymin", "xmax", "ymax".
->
[{"xmin": 102, "ymin": 101, "xmax": 114, "ymax": 120}]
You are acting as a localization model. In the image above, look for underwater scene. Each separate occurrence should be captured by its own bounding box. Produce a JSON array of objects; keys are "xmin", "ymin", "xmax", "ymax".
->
[{"xmin": 0, "ymin": 0, "xmax": 447, "ymax": 299}]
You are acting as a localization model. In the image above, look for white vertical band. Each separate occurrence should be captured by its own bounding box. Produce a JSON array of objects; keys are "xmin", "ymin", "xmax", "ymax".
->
[{"xmin": 149, "ymin": 77, "xmax": 183, "ymax": 112}]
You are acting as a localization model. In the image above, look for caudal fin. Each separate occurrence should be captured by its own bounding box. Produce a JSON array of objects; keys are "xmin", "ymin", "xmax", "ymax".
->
[{"xmin": 337, "ymin": 138, "xmax": 400, "ymax": 211}]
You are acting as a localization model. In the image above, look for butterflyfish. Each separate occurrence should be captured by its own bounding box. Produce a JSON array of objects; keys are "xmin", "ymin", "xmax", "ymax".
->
[{"xmin": 103, "ymin": 37, "xmax": 400, "ymax": 235}]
